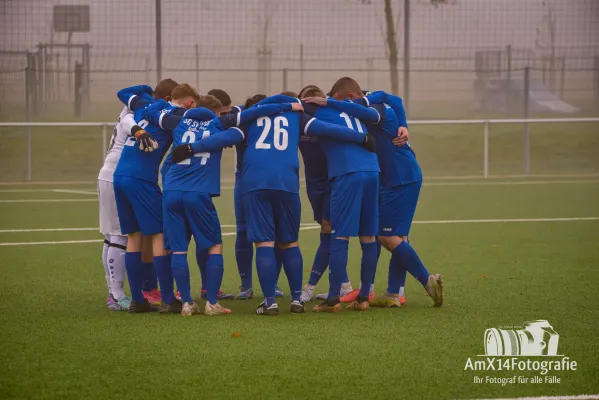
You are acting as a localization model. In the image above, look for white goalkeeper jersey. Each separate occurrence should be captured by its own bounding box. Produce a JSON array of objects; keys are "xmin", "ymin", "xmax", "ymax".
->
[{"xmin": 98, "ymin": 107, "xmax": 136, "ymax": 182}]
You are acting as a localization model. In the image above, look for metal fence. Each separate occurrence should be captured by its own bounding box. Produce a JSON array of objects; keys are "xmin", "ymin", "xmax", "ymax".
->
[
  {"xmin": 1, "ymin": 118, "xmax": 597, "ymax": 182},
  {"xmin": 1, "ymin": 0, "xmax": 598, "ymax": 119}
]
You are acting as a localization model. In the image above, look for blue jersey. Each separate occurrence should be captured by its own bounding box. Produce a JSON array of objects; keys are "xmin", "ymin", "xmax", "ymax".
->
[
  {"xmin": 113, "ymin": 92, "xmax": 180, "ymax": 184},
  {"xmin": 298, "ymin": 136, "xmax": 329, "ymax": 195},
  {"xmin": 359, "ymin": 93, "xmax": 422, "ymax": 186},
  {"xmin": 303, "ymin": 103, "xmax": 380, "ymax": 180},
  {"xmin": 164, "ymin": 108, "xmax": 240, "ymax": 196}
]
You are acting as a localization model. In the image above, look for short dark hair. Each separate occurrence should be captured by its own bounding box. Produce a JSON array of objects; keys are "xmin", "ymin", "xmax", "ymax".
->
[
  {"xmin": 243, "ymin": 94, "xmax": 267, "ymax": 109},
  {"xmin": 281, "ymin": 90, "xmax": 299, "ymax": 98},
  {"xmin": 197, "ymin": 94, "xmax": 223, "ymax": 113},
  {"xmin": 207, "ymin": 89, "xmax": 232, "ymax": 107},
  {"xmin": 330, "ymin": 77, "xmax": 362, "ymax": 99},
  {"xmin": 298, "ymin": 85, "xmax": 325, "ymax": 99},
  {"xmin": 153, "ymin": 78, "xmax": 178, "ymax": 100}
]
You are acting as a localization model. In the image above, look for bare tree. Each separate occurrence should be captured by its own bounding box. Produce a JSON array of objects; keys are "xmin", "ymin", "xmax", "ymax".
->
[{"xmin": 384, "ymin": 0, "xmax": 400, "ymax": 95}]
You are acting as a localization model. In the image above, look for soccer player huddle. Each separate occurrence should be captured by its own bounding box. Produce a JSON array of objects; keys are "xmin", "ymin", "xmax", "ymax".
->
[{"xmin": 97, "ymin": 77, "xmax": 444, "ymax": 317}]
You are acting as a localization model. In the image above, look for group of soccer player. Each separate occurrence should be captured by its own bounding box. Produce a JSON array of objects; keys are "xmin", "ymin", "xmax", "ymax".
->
[{"xmin": 97, "ymin": 76, "xmax": 444, "ymax": 316}]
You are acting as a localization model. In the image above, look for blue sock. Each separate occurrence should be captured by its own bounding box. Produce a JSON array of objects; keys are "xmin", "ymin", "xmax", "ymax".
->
[
  {"xmin": 328, "ymin": 239, "xmax": 348, "ymax": 299},
  {"xmin": 282, "ymin": 246, "xmax": 303, "ymax": 302},
  {"xmin": 235, "ymin": 231, "xmax": 253, "ymax": 289},
  {"xmin": 274, "ymin": 245, "xmax": 283, "ymax": 284},
  {"xmin": 359, "ymin": 242, "xmax": 378, "ymax": 297},
  {"xmin": 255, "ymin": 246, "xmax": 276, "ymax": 304},
  {"xmin": 387, "ymin": 251, "xmax": 401, "ymax": 294},
  {"xmin": 393, "ymin": 240, "xmax": 430, "ymax": 287},
  {"xmin": 125, "ymin": 252, "xmax": 144, "ymax": 303},
  {"xmin": 171, "ymin": 253, "xmax": 192, "ymax": 304},
  {"xmin": 205, "ymin": 254, "xmax": 224, "ymax": 305},
  {"xmin": 376, "ymin": 239, "xmax": 382, "ymax": 261},
  {"xmin": 154, "ymin": 254, "xmax": 174, "ymax": 304},
  {"xmin": 195, "ymin": 247, "xmax": 208, "ymax": 291},
  {"xmin": 308, "ymin": 233, "xmax": 330, "ymax": 286},
  {"xmin": 141, "ymin": 262, "xmax": 157, "ymax": 291}
]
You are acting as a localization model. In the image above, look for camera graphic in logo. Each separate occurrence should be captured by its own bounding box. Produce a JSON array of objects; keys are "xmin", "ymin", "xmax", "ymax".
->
[{"xmin": 484, "ymin": 320, "xmax": 559, "ymax": 356}]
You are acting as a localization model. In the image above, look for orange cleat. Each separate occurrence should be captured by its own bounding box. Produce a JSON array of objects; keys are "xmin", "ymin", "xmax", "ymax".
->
[
  {"xmin": 340, "ymin": 289, "xmax": 359, "ymax": 303},
  {"xmin": 142, "ymin": 288, "xmax": 161, "ymax": 306}
]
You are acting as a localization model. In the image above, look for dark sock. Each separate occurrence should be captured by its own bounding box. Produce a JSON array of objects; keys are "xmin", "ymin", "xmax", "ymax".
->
[
  {"xmin": 171, "ymin": 253, "xmax": 192, "ymax": 304},
  {"xmin": 308, "ymin": 233, "xmax": 330, "ymax": 286},
  {"xmin": 328, "ymin": 239, "xmax": 348, "ymax": 299},
  {"xmin": 235, "ymin": 230, "xmax": 253, "ymax": 289},
  {"xmin": 255, "ymin": 246, "xmax": 276, "ymax": 302},
  {"xmin": 282, "ymin": 246, "xmax": 303, "ymax": 302},
  {"xmin": 125, "ymin": 252, "xmax": 144, "ymax": 303},
  {"xmin": 195, "ymin": 247, "xmax": 208, "ymax": 291},
  {"xmin": 141, "ymin": 262, "xmax": 157, "ymax": 291},
  {"xmin": 205, "ymin": 254, "xmax": 224, "ymax": 305},
  {"xmin": 392, "ymin": 241, "xmax": 430, "ymax": 287},
  {"xmin": 359, "ymin": 241, "xmax": 378, "ymax": 297},
  {"xmin": 154, "ymin": 254, "xmax": 174, "ymax": 304}
]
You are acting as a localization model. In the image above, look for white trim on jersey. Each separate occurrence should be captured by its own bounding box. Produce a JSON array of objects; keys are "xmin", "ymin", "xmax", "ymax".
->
[
  {"xmin": 364, "ymin": 96, "xmax": 370, "ymax": 106},
  {"xmin": 231, "ymin": 127, "xmax": 245, "ymax": 140},
  {"xmin": 158, "ymin": 110, "xmax": 166, "ymax": 129},
  {"xmin": 304, "ymin": 117, "xmax": 316, "ymax": 135},
  {"xmin": 127, "ymin": 95, "xmax": 136, "ymax": 109}
]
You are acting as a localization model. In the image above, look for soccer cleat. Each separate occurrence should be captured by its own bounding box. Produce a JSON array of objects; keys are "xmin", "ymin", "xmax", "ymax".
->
[
  {"xmin": 312, "ymin": 298, "xmax": 342, "ymax": 313},
  {"xmin": 315, "ymin": 285, "xmax": 354, "ymax": 301},
  {"xmin": 175, "ymin": 291, "xmax": 182, "ymax": 302},
  {"xmin": 300, "ymin": 284, "xmax": 315, "ymax": 302},
  {"xmin": 425, "ymin": 274, "xmax": 444, "ymax": 307},
  {"xmin": 275, "ymin": 286, "xmax": 284, "ymax": 297},
  {"xmin": 202, "ymin": 289, "xmax": 235, "ymax": 300},
  {"xmin": 347, "ymin": 295, "xmax": 370, "ymax": 311},
  {"xmin": 340, "ymin": 289, "xmax": 359, "ymax": 303},
  {"xmin": 142, "ymin": 288, "xmax": 161, "ymax": 306},
  {"xmin": 237, "ymin": 287, "xmax": 254, "ymax": 300},
  {"xmin": 205, "ymin": 302, "xmax": 232, "ymax": 315},
  {"xmin": 290, "ymin": 300, "xmax": 306, "ymax": 313},
  {"xmin": 370, "ymin": 292, "xmax": 403, "ymax": 308},
  {"xmin": 399, "ymin": 295, "xmax": 406, "ymax": 306},
  {"xmin": 256, "ymin": 301, "xmax": 280, "ymax": 316},
  {"xmin": 128, "ymin": 299, "xmax": 157, "ymax": 313},
  {"xmin": 158, "ymin": 299, "xmax": 183, "ymax": 314},
  {"xmin": 114, "ymin": 296, "xmax": 132, "ymax": 311},
  {"xmin": 181, "ymin": 302, "xmax": 202, "ymax": 316}
]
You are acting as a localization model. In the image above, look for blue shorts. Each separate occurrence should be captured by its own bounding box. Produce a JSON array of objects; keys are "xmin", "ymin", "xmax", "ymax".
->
[
  {"xmin": 379, "ymin": 181, "xmax": 422, "ymax": 237},
  {"xmin": 242, "ymin": 190, "xmax": 301, "ymax": 244},
  {"xmin": 307, "ymin": 189, "xmax": 331, "ymax": 224},
  {"xmin": 234, "ymin": 176, "xmax": 246, "ymax": 232},
  {"xmin": 113, "ymin": 175, "xmax": 163, "ymax": 236},
  {"xmin": 163, "ymin": 191, "xmax": 222, "ymax": 253},
  {"xmin": 330, "ymin": 171, "xmax": 379, "ymax": 238}
]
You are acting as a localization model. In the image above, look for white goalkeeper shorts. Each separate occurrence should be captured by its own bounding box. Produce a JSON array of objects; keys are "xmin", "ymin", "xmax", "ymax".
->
[{"xmin": 98, "ymin": 179, "xmax": 123, "ymax": 236}]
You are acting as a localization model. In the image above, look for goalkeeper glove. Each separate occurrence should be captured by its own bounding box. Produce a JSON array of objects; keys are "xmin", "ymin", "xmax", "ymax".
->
[
  {"xmin": 363, "ymin": 134, "xmax": 377, "ymax": 153},
  {"xmin": 171, "ymin": 144, "xmax": 194, "ymax": 164},
  {"xmin": 131, "ymin": 125, "xmax": 158, "ymax": 152}
]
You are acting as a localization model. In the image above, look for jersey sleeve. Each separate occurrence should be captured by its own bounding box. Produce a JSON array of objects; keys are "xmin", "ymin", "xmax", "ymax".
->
[
  {"xmin": 301, "ymin": 113, "xmax": 365, "ymax": 144},
  {"xmin": 120, "ymin": 111, "xmax": 136, "ymax": 135},
  {"xmin": 230, "ymin": 105, "xmax": 243, "ymax": 115},
  {"xmin": 325, "ymin": 98, "xmax": 381, "ymax": 124},
  {"xmin": 364, "ymin": 91, "xmax": 389, "ymax": 105},
  {"xmin": 386, "ymin": 94, "xmax": 407, "ymax": 128},
  {"xmin": 141, "ymin": 100, "xmax": 183, "ymax": 130},
  {"xmin": 218, "ymin": 103, "xmax": 294, "ymax": 129},
  {"xmin": 117, "ymin": 85, "xmax": 154, "ymax": 110},
  {"xmin": 190, "ymin": 127, "xmax": 245, "ymax": 153}
]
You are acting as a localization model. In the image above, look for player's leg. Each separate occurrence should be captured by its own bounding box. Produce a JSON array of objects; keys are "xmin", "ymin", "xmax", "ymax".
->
[
  {"xmin": 113, "ymin": 175, "xmax": 153, "ymax": 312},
  {"xmin": 243, "ymin": 191, "xmax": 279, "ymax": 316},
  {"xmin": 107, "ymin": 235, "xmax": 130, "ymax": 310},
  {"xmin": 302, "ymin": 190, "xmax": 331, "ymax": 302},
  {"xmin": 314, "ymin": 174, "xmax": 360, "ymax": 313},
  {"xmin": 141, "ymin": 236, "xmax": 159, "ymax": 305},
  {"xmin": 377, "ymin": 181, "xmax": 443, "ymax": 307},
  {"xmin": 234, "ymin": 178, "xmax": 254, "ymax": 299},
  {"xmin": 275, "ymin": 192, "xmax": 304, "ymax": 313},
  {"xmin": 348, "ymin": 172, "xmax": 380, "ymax": 311},
  {"xmin": 185, "ymin": 192, "xmax": 231, "ymax": 315},
  {"xmin": 101, "ymin": 235, "xmax": 113, "ymax": 303},
  {"xmin": 274, "ymin": 246, "xmax": 285, "ymax": 297}
]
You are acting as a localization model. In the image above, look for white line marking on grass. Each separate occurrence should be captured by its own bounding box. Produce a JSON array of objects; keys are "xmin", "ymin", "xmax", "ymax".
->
[
  {"xmin": 0, "ymin": 224, "xmax": 321, "ymax": 233},
  {"xmin": 0, "ymin": 239, "xmax": 104, "ymax": 246},
  {"xmin": 0, "ymin": 199, "xmax": 97, "ymax": 203},
  {"xmin": 472, "ymin": 395, "xmax": 599, "ymax": 400},
  {"xmin": 424, "ymin": 179, "xmax": 599, "ymax": 187},
  {"xmin": 52, "ymin": 189, "xmax": 97, "ymax": 195},
  {"xmin": 413, "ymin": 217, "xmax": 599, "ymax": 224}
]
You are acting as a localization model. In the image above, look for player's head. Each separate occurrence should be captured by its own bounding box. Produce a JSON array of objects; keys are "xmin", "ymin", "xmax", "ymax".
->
[
  {"xmin": 196, "ymin": 94, "xmax": 223, "ymax": 114},
  {"xmin": 330, "ymin": 77, "xmax": 363, "ymax": 100},
  {"xmin": 281, "ymin": 90, "xmax": 299, "ymax": 98},
  {"xmin": 153, "ymin": 78, "xmax": 179, "ymax": 101},
  {"xmin": 243, "ymin": 94, "xmax": 267, "ymax": 109},
  {"xmin": 171, "ymin": 83, "xmax": 201, "ymax": 109},
  {"xmin": 207, "ymin": 89, "xmax": 232, "ymax": 115},
  {"xmin": 298, "ymin": 85, "xmax": 325, "ymax": 99}
]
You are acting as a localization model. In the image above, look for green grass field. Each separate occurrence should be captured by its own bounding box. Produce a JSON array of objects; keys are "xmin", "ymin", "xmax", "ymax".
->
[{"xmin": 1, "ymin": 178, "xmax": 598, "ymax": 399}]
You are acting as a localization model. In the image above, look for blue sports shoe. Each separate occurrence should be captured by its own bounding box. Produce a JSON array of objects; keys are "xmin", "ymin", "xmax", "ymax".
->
[
  {"xmin": 237, "ymin": 287, "xmax": 254, "ymax": 300},
  {"xmin": 275, "ymin": 286, "xmax": 284, "ymax": 297}
]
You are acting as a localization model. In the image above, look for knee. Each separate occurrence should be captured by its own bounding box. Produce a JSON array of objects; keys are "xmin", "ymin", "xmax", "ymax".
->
[
  {"xmin": 278, "ymin": 241, "xmax": 298, "ymax": 250},
  {"xmin": 208, "ymin": 244, "xmax": 222, "ymax": 255},
  {"xmin": 359, "ymin": 235, "xmax": 376, "ymax": 244},
  {"xmin": 109, "ymin": 235, "xmax": 128, "ymax": 249},
  {"xmin": 320, "ymin": 219, "xmax": 332, "ymax": 234},
  {"xmin": 127, "ymin": 232, "xmax": 143, "ymax": 252}
]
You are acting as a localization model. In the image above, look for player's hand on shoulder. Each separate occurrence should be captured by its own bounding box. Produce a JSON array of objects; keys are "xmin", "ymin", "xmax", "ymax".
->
[
  {"xmin": 392, "ymin": 127, "xmax": 409, "ymax": 147},
  {"xmin": 131, "ymin": 125, "xmax": 159, "ymax": 152},
  {"xmin": 291, "ymin": 102, "xmax": 304, "ymax": 112},
  {"xmin": 363, "ymin": 133, "xmax": 377, "ymax": 153},
  {"xmin": 171, "ymin": 144, "xmax": 194, "ymax": 164},
  {"xmin": 303, "ymin": 97, "xmax": 328, "ymax": 107}
]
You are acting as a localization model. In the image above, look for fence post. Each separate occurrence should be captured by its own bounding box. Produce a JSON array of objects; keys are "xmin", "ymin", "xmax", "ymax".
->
[
  {"xmin": 282, "ymin": 68, "xmax": 288, "ymax": 92},
  {"xmin": 25, "ymin": 68, "xmax": 32, "ymax": 181},
  {"xmin": 299, "ymin": 44, "xmax": 304, "ymax": 89},
  {"xmin": 195, "ymin": 44, "xmax": 199, "ymax": 89},
  {"xmin": 102, "ymin": 124, "xmax": 107, "ymax": 161},
  {"xmin": 523, "ymin": 67, "xmax": 530, "ymax": 175},
  {"xmin": 483, "ymin": 120, "xmax": 489, "ymax": 179},
  {"xmin": 403, "ymin": 0, "xmax": 410, "ymax": 115}
]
